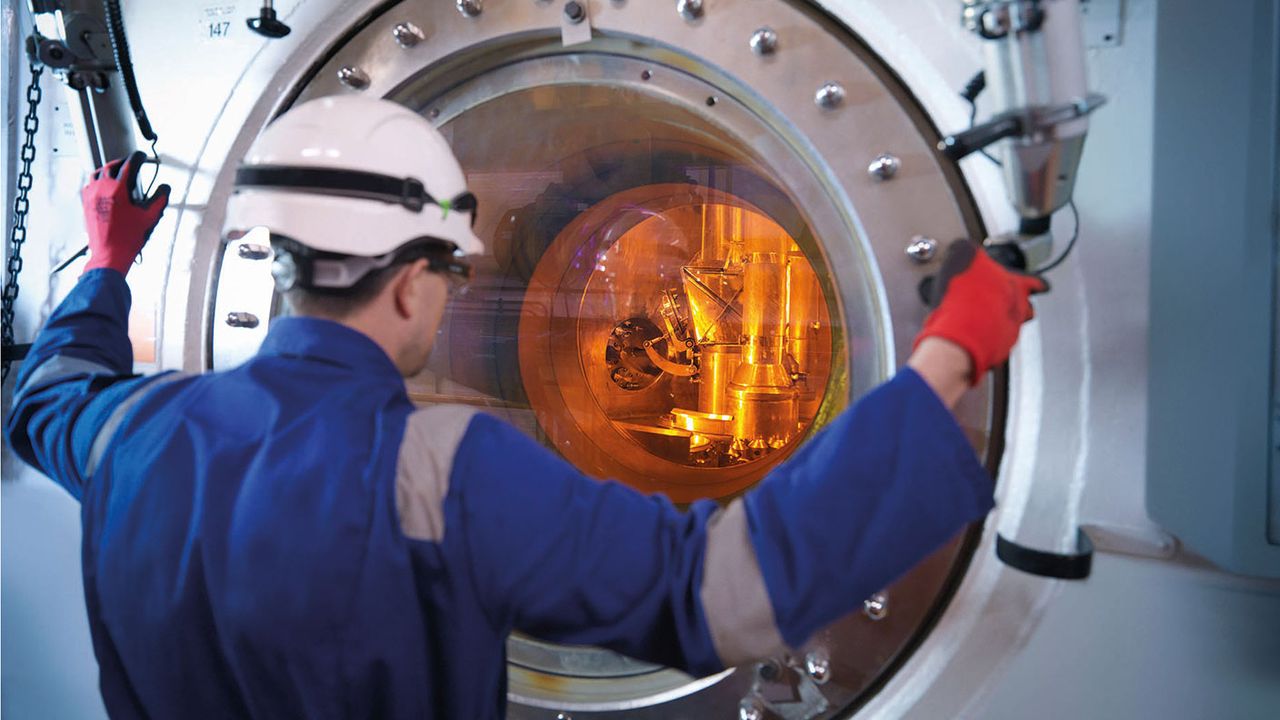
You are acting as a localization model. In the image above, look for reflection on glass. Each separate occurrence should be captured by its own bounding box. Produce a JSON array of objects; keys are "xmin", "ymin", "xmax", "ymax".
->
[{"xmin": 407, "ymin": 84, "xmax": 847, "ymax": 502}]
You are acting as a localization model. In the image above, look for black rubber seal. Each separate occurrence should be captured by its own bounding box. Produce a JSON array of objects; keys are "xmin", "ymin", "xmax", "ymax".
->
[{"xmin": 996, "ymin": 528, "xmax": 1094, "ymax": 580}]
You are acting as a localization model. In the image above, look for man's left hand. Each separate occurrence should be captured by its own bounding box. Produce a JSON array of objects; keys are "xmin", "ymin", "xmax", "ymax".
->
[{"xmin": 81, "ymin": 151, "xmax": 171, "ymax": 276}]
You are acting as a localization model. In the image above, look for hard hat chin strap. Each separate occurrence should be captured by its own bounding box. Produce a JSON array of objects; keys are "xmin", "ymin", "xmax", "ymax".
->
[{"xmin": 235, "ymin": 165, "xmax": 478, "ymax": 226}]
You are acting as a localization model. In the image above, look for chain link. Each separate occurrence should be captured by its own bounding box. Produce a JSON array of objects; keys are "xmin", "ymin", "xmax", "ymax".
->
[{"xmin": 2, "ymin": 63, "xmax": 43, "ymax": 383}]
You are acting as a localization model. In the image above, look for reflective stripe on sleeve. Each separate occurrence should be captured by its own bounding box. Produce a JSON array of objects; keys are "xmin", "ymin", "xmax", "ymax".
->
[
  {"xmin": 85, "ymin": 372, "xmax": 188, "ymax": 477},
  {"xmin": 699, "ymin": 499, "xmax": 787, "ymax": 666},
  {"xmin": 395, "ymin": 404, "xmax": 479, "ymax": 542},
  {"xmin": 16, "ymin": 354, "xmax": 115, "ymax": 399}
]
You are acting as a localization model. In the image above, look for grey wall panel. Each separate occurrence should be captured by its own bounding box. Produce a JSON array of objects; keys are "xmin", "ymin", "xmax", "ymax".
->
[{"xmin": 1146, "ymin": 0, "xmax": 1280, "ymax": 577}]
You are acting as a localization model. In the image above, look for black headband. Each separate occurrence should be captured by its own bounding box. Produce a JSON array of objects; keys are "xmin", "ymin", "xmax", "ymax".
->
[{"xmin": 235, "ymin": 165, "xmax": 477, "ymax": 224}]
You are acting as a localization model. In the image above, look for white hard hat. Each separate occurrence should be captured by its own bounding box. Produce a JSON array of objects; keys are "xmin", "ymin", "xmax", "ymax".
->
[{"xmin": 225, "ymin": 95, "xmax": 482, "ymax": 289}]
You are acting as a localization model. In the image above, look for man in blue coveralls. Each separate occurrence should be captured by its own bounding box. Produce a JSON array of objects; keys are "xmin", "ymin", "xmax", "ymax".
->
[{"xmin": 6, "ymin": 96, "xmax": 1046, "ymax": 719}]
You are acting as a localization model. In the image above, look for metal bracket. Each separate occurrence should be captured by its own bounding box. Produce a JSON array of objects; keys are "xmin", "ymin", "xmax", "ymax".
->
[
  {"xmin": 1079, "ymin": 522, "xmax": 1179, "ymax": 560},
  {"xmin": 642, "ymin": 339, "xmax": 698, "ymax": 377},
  {"xmin": 745, "ymin": 658, "xmax": 831, "ymax": 720},
  {"xmin": 560, "ymin": 0, "xmax": 592, "ymax": 47}
]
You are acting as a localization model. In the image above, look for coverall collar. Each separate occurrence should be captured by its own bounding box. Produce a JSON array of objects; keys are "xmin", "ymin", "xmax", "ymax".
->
[{"xmin": 258, "ymin": 316, "xmax": 404, "ymax": 380}]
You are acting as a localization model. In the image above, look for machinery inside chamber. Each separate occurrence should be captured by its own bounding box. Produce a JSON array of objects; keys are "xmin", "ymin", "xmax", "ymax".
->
[
  {"xmin": 518, "ymin": 187, "xmax": 837, "ymax": 495},
  {"xmin": 406, "ymin": 82, "xmax": 847, "ymax": 502},
  {"xmin": 581, "ymin": 196, "xmax": 832, "ymax": 469}
]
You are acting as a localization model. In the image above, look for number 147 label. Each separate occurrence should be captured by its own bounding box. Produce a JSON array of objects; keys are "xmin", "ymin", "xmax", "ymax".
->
[
  {"xmin": 199, "ymin": 5, "xmax": 237, "ymax": 42},
  {"xmin": 207, "ymin": 20, "xmax": 232, "ymax": 38}
]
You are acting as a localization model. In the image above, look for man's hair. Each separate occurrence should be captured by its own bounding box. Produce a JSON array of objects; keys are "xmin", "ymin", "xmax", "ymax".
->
[{"xmin": 282, "ymin": 263, "xmax": 405, "ymax": 319}]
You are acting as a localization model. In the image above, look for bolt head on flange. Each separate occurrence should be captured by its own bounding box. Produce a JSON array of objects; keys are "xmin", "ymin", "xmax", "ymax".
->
[
  {"xmin": 677, "ymin": 0, "xmax": 704, "ymax": 21},
  {"xmin": 815, "ymin": 82, "xmax": 845, "ymax": 109},
  {"xmin": 906, "ymin": 236, "xmax": 939, "ymax": 263},
  {"xmin": 738, "ymin": 697, "xmax": 765, "ymax": 720},
  {"xmin": 804, "ymin": 649, "xmax": 831, "ymax": 684},
  {"xmin": 392, "ymin": 22, "xmax": 425, "ymax": 48},
  {"xmin": 236, "ymin": 243, "xmax": 271, "ymax": 261},
  {"xmin": 750, "ymin": 27, "xmax": 778, "ymax": 55},
  {"xmin": 225, "ymin": 311, "xmax": 260, "ymax": 329},
  {"xmin": 863, "ymin": 591, "xmax": 889, "ymax": 620},
  {"xmin": 564, "ymin": 0, "xmax": 586, "ymax": 23},
  {"xmin": 456, "ymin": 0, "xmax": 483, "ymax": 18},
  {"xmin": 868, "ymin": 153, "xmax": 901, "ymax": 180},
  {"xmin": 337, "ymin": 66, "xmax": 371, "ymax": 90}
]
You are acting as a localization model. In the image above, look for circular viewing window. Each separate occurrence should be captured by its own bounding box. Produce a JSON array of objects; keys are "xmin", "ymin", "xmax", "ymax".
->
[
  {"xmin": 402, "ymin": 63, "xmax": 858, "ymax": 504},
  {"xmin": 389, "ymin": 57, "xmax": 881, "ymax": 708}
]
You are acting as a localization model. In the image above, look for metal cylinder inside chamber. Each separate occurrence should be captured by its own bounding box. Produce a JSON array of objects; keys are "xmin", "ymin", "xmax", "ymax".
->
[{"xmin": 209, "ymin": 2, "xmax": 1003, "ymax": 716}]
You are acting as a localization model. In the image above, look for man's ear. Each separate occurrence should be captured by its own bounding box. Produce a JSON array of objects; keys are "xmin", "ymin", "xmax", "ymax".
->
[{"xmin": 391, "ymin": 259, "xmax": 429, "ymax": 320}]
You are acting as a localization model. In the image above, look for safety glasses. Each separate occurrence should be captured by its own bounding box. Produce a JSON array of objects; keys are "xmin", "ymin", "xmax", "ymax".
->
[
  {"xmin": 420, "ymin": 243, "xmax": 474, "ymax": 296},
  {"xmin": 266, "ymin": 234, "xmax": 472, "ymax": 294}
]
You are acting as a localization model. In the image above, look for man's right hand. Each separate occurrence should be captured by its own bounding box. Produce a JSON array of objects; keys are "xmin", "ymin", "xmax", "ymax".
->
[
  {"xmin": 913, "ymin": 241, "xmax": 1048, "ymax": 386},
  {"xmin": 81, "ymin": 151, "xmax": 171, "ymax": 276}
]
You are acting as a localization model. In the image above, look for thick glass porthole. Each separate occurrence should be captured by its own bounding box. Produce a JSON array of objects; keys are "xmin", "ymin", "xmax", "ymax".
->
[{"xmin": 402, "ymin": 72, "xmax": 855, "ymax": 504}]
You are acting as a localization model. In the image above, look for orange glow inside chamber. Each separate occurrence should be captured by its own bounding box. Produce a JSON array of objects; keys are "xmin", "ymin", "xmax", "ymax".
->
[{"xmin": 517, "ymin": 184, "xmax": 837, "ymax": 501}]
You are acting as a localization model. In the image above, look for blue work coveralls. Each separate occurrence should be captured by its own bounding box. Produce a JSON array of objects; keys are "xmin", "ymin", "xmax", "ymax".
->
[{"xmin": 6, "ymin": 269, "xmax": 994, "ymax": 718}]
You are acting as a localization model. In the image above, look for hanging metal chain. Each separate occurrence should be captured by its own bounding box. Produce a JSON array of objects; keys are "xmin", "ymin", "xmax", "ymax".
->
[{"xmin": 2, "ymin": 62, "xmax": 44, "ymax": 383}]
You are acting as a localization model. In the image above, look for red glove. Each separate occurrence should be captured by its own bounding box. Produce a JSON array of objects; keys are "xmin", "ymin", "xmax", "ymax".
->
[
  {"xmin": 914, "ymin": 241, "xmax": 1048, "ymax": 385},
  {"xmin": 81, "ymin": 151, "xmax": 171, "ymax": 276}
]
